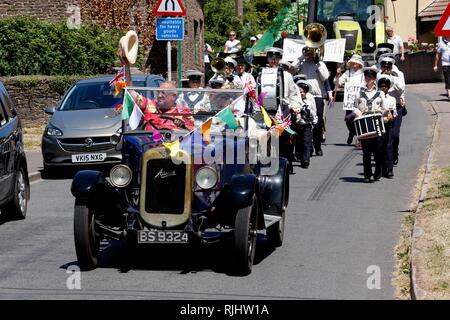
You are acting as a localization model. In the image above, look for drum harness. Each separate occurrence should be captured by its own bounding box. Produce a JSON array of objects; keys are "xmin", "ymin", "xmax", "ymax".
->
[{"xmin": 360, "ymin": 90, "xmax": 383, "ymax": 136}]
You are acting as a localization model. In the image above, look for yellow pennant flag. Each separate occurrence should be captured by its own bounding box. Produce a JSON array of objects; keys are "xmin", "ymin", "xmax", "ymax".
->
[
  {"xmin": 163, "ymin": 140, "xmax": 180, "ymax": 157},
  {"xmin": 260, "ymin": 106, "xmax": 273, "ymax": 128},
  {"xmin": 200, "ymin": 118, "xmax": 213, "ymax": 145}
]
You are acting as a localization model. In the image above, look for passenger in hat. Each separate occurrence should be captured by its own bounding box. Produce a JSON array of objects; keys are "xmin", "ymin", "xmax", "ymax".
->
[
  {"xmin": 292, "ymin": 79, "xmax": 317, "ymax": 169},
  {"xmin": 335, "ymin": 53, "xmax": 365, "ymax": 145},
  {"xmin": 354, "ymin": 66, "xmax": 387, "ymax": 182},
  {"xmin": 294, "ymin": 46, "xmax": 330, "ymax": 156},
  {"xmin": 178, "ymin": 69, "xmax": 211, "ymax": 113},
  {"xmin": 377, "ymin": 75, "xmax": 397, "ymax": 179}
]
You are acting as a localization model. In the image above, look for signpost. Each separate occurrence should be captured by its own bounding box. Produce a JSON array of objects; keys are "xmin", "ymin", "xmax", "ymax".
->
[{"xmin": 153, "ymin": 0, "xmax": 186, "ymax": 82}]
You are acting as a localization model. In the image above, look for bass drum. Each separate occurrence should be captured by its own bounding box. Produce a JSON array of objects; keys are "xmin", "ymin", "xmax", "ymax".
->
[{"xmin": 257, "ymin": 67, "xmax": 283, "ymax": 112}]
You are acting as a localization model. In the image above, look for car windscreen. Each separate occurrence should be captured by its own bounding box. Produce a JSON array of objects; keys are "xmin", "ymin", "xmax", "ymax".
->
[
  {"xmin": 123, "ymin": 87, "xmax": 247, "ymax": 134},
  {"xmin": 60, "ymin": 81, "xmax": 146, "ymax": 111}
]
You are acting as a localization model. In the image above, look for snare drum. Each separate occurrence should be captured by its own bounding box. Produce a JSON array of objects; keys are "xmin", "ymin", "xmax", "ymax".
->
[{"xmin": 354, "ymin": 113, "xmax": 385, "ymax": 140}]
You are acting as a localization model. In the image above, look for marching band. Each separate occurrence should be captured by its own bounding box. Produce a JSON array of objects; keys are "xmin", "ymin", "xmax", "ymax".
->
[{"xmin": 200, "ymin": 22, "xmax": 408, "ymax": 182}]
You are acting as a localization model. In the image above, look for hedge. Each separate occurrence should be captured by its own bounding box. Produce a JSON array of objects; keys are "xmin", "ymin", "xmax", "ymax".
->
[{"xmin": 0, "ymin": 16, "xmax": 123, "ymax": 76}]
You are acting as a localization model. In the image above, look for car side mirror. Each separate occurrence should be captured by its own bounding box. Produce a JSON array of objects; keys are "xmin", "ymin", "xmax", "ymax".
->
[{"xmin": 44, "ymin": 106, "xmax": 56, "ymax": 115}]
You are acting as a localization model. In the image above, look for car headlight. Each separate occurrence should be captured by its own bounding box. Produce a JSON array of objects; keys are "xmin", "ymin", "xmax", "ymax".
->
[
  {"xmin": 195, "ymin": 166, "xmax": 218, "ymax": 190},
  {"xmin": 110, "ymin": 164, "xmax": 132, "ymax": 188},
  {"xmin": 46, "ymin": 125, "xmax": 63, "ymax": 136}
]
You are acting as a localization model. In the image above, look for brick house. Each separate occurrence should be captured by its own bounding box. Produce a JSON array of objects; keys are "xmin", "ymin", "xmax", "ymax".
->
[{"xmin": 0, "ymin": 0, "xmax": 205, "ymax": 83}]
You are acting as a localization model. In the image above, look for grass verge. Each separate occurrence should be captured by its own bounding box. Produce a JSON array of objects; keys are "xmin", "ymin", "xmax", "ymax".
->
[{"xmin": 23, "ymin": 125, "xmax": 45, "ymax": 151}]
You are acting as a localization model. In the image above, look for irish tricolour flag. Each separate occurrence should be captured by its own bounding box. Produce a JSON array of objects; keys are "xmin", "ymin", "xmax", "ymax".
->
[{"xmin": 122, "ymin": 90, "xmax": 143, "ymax": 130}]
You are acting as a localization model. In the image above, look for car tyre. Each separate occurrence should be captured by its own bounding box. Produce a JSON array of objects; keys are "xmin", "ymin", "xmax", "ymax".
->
[
  {"xmin": 266, "ymin": 166, "xmax": 288, "ymax": 247},
  {"xmin": 232, "ymin": 195, "xmax": 258, "ymax": 276},
  {"xmin": 3, "ymin": 166, "xmax": 29, "ymax": 220},
  {"xmin": 74, "ymin": 199, "xmax": 99, "ymax": 271}
]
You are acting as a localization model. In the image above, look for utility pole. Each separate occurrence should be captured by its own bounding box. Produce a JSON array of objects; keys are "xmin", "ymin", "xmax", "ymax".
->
[{"xmin": 235, "ymin": 0, "xmax": 243, "ymax": 22}]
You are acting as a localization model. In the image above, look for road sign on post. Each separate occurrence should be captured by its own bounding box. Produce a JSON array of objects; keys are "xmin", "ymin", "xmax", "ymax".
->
[
  {"xmin": 435, "ymin": 2, "xmax": 450, "ymax": 37},
  {"xmin": 153, "ymin": 0, "xmax": 186, "ymax": 16},
  {"xmin": 156, "ymin": 18, "xmax": 184, "ymax": 41}
]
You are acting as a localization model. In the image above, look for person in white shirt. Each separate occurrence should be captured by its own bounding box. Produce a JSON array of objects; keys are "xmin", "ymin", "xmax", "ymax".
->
[
  {"xmin": 377, "ymin": 75, "xmax": 397, "ymax": 179},
  {"xmin": 224, "ymin": 31, "xmax": 241, "ymax": 54},
  {"xmin": 295, "ymin": 46, "xmax": 330, "ymax": 156},
  {"xmin": 292, "ymin": 80, "xmax": 318, "ymax": 168},
  {"xmin": 386, "ymin": 26, "xmax": 405, "ymax": 62},
  {"xmin": 378, "ymin": 55, "xmax": 405, "ymax": 166},
  {"xmin": 433, "ymin": 36, "xmax": 450, "ymax": 100},
  {"xmin": 227, "ymin": 56, "xmax": 256, "ymax": 89},
  {"xmin": 335, "ymin": 53, "xmax": 365, "ymax": 144},
  {"xmin": 354, "ymin": 67, "xmax": 388, "ymax": 182},
  {"xmin": 178, "ymin": 69, "xmax": 210, "ymax": 113}
]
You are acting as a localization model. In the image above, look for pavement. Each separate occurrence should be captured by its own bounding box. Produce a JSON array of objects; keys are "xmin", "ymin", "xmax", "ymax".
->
[
  {"xmin": 26, "ymin": 149, "xmax": 43, "ymax": 183},
  {"xmin": 406, "ymin": 82, "xmax": 450, "ymax": 300}
]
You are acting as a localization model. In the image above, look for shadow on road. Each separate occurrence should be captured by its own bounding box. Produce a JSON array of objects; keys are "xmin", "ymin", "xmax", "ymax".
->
[
  {"xmin": 339, "ymin": 176, "xmax": 366, "ymax": 183},
  {"xmin": 60, "ymin": 233, "xmax": 277, "ymax": 276}
]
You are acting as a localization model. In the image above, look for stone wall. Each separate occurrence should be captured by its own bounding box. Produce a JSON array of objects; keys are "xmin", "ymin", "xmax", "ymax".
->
[
  {"xmin": 0, "ymin": 0, "xmax": 79, "ymax": 21},
  {"xmin": 0, "ymin": 76, "xmax": 83, "ymax": 127}
]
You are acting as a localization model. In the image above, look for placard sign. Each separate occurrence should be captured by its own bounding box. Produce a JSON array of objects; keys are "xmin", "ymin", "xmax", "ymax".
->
[
  {"xmin": 323, "ymin": 39, "xmax": 346, "ymax": 63},
  {"xmin": 282, "ymin": 38, "xmax": 305, "ymax": 62},
  {"xmin": 343, "ymin": 83, "xmax": 361, "ymax": 111}
]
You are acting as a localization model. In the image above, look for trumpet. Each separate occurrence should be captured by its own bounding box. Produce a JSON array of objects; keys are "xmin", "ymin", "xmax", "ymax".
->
[
  {"xmin": 211, "ymin": 57, "xmax": 233, "ymax": 77},
  {"xmin": 303, "ymin": 23, "xmax": 327, "ymax": 49}
]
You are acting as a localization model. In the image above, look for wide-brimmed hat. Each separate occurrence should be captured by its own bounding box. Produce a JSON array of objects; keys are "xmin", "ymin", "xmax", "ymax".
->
[
  {"xmin": 347, "ymin": 54, "xmax": 364, "ymax": 68},
  {"xmin": 119, "ymin": 30, "xmax": 139, "ymax": 65},
  {"xmin": 235, "ymin": 56, "xmax": 248, "ymax": 65}
]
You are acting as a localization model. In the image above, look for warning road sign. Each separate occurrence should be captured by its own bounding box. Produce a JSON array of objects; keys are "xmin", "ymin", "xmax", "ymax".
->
[
  {"xmin": 153, "ymin": 0, "xmax": 186, "ymax": 16},
  {"xmin": 435, "ymin": 2, "xmax": 450, "ymax": 37}
]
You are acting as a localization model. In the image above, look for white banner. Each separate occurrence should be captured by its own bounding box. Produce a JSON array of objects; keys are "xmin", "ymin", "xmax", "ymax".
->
[
  {"xmin": 282, "ymin": 38, "xmax": 305, "ymax": 62},
  {"xmin": 323, "ymin": 39, "xmax": 346, "ymax": 63},
  {"xmin": 343, "ymin": 83, "xmax": 361, "ymax": 111}
]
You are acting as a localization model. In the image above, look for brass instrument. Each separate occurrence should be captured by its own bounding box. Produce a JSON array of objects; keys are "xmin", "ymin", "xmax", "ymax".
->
[
  {"xmin": 302, "ymin": 23, "xmax": 327, "ymax": 49},
  {"xmin": 211, "ymin": 57, "xmax": 233, "ymax": 77}
]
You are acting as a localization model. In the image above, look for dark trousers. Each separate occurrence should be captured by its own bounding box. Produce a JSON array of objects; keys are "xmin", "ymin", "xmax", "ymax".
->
[
  {"xmin": 279, "ymin": 130, "xmax": 293, "ymax": 169},
  {"xmin": 392, "ymin": 106, "xmax": 403, "ymax": 162},
  {"xmin": 361, "ymin": 137, "xmax": 383, "ymax": 179},
  {"xmin": 381, "ymin": 122, "xmax": 394, "ymax": 174},
  {"xmin": 313, "ymin": 97, "xmax": 325, "ymax": 152},
  {"xmin": 345, "ymin": 110, "xmax": 356, "ymax": 138},
  {"xmin": 294, "ymin": 123, "xmax": 313, "ymax": 164}
]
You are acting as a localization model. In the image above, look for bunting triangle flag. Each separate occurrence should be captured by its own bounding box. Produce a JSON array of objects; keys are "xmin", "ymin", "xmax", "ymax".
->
[
  {"xmin": 122, "ymin": 90, "xmax": 134, "ymax": 120},
  {"xmin": 216, "ymin": 106, "xmax": 239, "ymax": 129},
  {"xmin": 260, "ymin": 106, "xmax": 273, "ymax": 128},
  {"xmin": 152, "ymin": 128, "xmax": 163, "ymax": 142},
  {"xmin": 200, "ymin": 118, "xmax": 213, "ymax": 145},
  {"xmin": 163, "ymin": 140, "xmax": 180, "ymax": 157}
]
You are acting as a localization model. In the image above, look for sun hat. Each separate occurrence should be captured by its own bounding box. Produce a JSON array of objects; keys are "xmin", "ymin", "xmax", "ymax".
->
[
  {"xmin": 119, "ymin": 30, "xmax": 139, "ymax": 65},
  {"xmin": 347, "ymin": 54, "xmax": 364, "ymax": 68}
]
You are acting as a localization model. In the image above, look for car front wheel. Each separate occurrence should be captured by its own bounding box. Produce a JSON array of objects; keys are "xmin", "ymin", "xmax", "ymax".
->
[
  {"xmin": 232, "ymin": 195, "xmax": 258, "ymax": 276},
  {"xmin": 74, "ymin": 199, "xmax": 99, "ymax": 271}
]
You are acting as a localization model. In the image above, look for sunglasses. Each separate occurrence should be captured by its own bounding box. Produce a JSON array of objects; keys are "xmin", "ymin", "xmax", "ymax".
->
[
  {"xmin": 229, "ymin": 34, "xmax": 236, "ymax": 37},
  {"xmin": 381, "ymin": 62, "xmax": 393, "ymax": 67}
]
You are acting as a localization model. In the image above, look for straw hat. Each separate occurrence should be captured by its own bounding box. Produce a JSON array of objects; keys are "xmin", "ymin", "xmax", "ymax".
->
[
  {"xmin": 119, "ymin": 30, "xmax": 139, "ymax": 65},
  {"xmin": 347, "ymin": 54, "xmax": 364, "ymax": 68}
]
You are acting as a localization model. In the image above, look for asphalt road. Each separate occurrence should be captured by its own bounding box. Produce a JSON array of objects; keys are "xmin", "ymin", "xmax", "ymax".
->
[{"xmin": 0, "ymin": 89, "xmax": 431, "ymax": 299}]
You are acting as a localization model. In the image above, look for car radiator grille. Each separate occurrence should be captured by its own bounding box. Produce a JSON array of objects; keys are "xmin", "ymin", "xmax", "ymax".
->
[
  {"xmin": 58, "ymin": 137, "xmax": 114, "ymax": 152},
  {"xmin": 145, "ymin": 159, "xmax": 186, "ymax": 214},
  {"xmin": 340, "ymin": 30, "xmax": 358, "ymax": 50}
]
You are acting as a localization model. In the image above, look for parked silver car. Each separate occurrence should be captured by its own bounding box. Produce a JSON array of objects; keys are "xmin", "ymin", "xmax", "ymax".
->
[{"xmin": 41, "ymin": 75, "xmax": 164, "ymax": 173}]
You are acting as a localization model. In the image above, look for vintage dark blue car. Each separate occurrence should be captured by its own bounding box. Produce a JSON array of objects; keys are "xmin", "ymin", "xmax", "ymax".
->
[{"xmin": 71, "ymin": 87, "xmax": 289, "ymax": 275}]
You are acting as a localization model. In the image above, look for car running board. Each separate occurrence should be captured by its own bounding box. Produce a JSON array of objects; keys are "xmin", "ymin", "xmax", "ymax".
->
[{"xmin": 264, "ymin": 214, "xmax": 282, "ymax": 228}]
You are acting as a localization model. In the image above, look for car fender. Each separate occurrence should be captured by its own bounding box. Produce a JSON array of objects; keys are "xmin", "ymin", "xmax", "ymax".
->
[
  {"xmin": 71, "ymin": 170, "xmax": 116, "ymax": 204},
  {"xmin": 258, "ymin": 158, "xmax": 289, "ymax": 216},
  {"xmin": 229, "ymin": 174, "xmax": 265, "ymax": 230}
]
